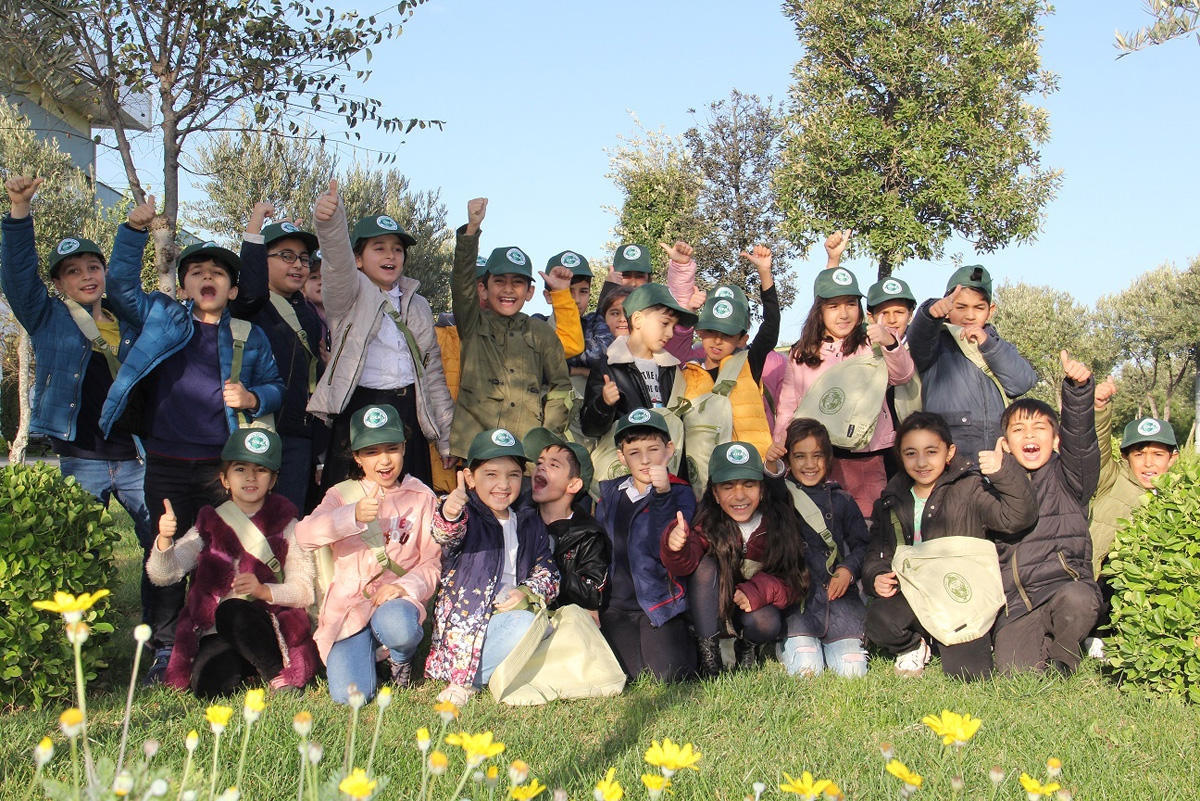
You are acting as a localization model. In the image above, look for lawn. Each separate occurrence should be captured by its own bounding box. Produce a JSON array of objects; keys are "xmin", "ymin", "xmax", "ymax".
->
[{"xmin": 4, "ymin": 507, "xmax": 1199, "ymax": 801}]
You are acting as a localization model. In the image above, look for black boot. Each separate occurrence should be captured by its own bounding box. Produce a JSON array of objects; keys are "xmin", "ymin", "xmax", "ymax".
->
[
  {"xmin": 697, "ymin": 635, "xmax": 723, "ymax": 678},
  {"xmin": 735, "ymin": 638, "xmax": 759, "ymax": 671}
]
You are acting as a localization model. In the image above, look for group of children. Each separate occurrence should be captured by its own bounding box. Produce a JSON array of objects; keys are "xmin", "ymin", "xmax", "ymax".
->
[{"xmin": 3, "ymin": 174, "xmax": 1178, "ymax": 703}]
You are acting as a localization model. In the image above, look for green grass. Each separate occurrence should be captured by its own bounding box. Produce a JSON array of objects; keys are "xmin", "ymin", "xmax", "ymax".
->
[{"xmin": 4, "ymin": 507, "xmax": 1200, "ymax": 800}]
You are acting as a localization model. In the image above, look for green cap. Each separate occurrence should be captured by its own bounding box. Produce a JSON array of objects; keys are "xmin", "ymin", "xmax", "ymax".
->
[
  {"xmin": 48, "ymin": 236, "xmax": 105, "ymax": 278},
  {"xmin": 523, "ymin": 427, "xmax": 594, "ymax": 492},
  {"xmin": 946, "ymin": 264, "xmax": 993, "ymax": 301},
  {"xmin": 262, "ymin": 221, "xmax": 318, "ymax": 253},
  {"xmin": 623, "ymin": 282, "xmax": 698, "ymax": 328},
  {"xmin": 484, "ymin": 246, "xmax": 534, "ymax": 279},
  {"xmin": 813, "ymin": 266, "xmax": 863, "ymax": 300},
  {"xmin": 696, "ymin": 295, "xmax": 750, "ymax": 336},
  {"xmin": 310, "ymin": 250, "xmax": 323, "ymax": 269},
  {"xmin": 867, "ymin": 276, "xmax": 917, "ymax": 309},
  {"xmin": 613, "ymin": 243, "xmax": 652, "ymax": 275},
  {"xmin": 614, "ymin": 407, "xmax": 670, "ymax": 440},
  {"xmin": 467, "ymin": 428, "xmax": 528, "ymax": 465},
  {"xmin": 350, "ymin": 404, "xmax": 406, "ymax": 451},
  {"xmin": 707, "ymin": 441, "xmax": 764, "ymax": 484},
  {"xmin": 547, "ymin": 250, "xmax": 592, "ymax": 280},
  {"xmin": 220, "ymin": 428, "xmax": 282, "ymax": 471},
  {"xmin": 351, "ymin": 214, "xmax": 416, "ymax": 249},
  {"xmin": 710, "ymin": 284, "xmax": 749, "ymax": 307},
  {"xmin": 475, "ymin": 255, "xmax": 489, "ymax": 278},
  {"xmin": 1120, "ymin": 417, "xmax": 1177, "ymax": 451},
  {"xmin": 177, "ymin": 241, "xmax": 242, "ymax": 286}
]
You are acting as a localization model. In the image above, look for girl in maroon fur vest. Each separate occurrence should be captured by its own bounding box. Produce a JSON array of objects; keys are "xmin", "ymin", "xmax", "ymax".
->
[{"xmin": 147, "ymin": 429, "xmax": 318, "ymax": 697}]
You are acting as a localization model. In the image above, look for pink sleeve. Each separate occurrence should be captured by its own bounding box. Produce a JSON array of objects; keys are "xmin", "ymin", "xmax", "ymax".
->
[
  {"xmin": 294, "ymin": 488, "xmax": 361, "ymax": 549},
  {"xmin": 773, "ymin": 360, "xmax": 800, "ymax": 441},
  {"xmin": 664, "ymin": 258, "xmax": 699, "ymax": 362},
  {"xmin": 881, "ymin": 336, "xmax": 916, "ymax": 385}
]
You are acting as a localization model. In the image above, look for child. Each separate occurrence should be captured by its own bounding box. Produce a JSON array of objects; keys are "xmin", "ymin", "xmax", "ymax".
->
[
  {"xmin": 770, "ymin": 419, "xmax": 870, "ymax": 677},
  {"xmin": 772, "ymin": 232, "xmax": 916, "ymax": 519},
  {"xmin": 992, "ymin": 352, "xmax": 1102, "ymax": 675},
  {"xmin": 101, "ymin": 237, "xmax": 284, "ymax": 682},
  {"xmin": 524, "ymin": 427, "xmax": 609, "ymax": 612},
  {"xmin": 906, "ymin": 264, "xmax": 1037, "ymax": 462},
  {"xmin": 534, "ymin": 250, "xmax": 589, "ymax": 360},
  {"xmin": 147, "ymin": 428, "xmax": 318, "ymax": 697},
  {"xmin": 866, "ymin": 275, "xmax": 920, "ymax": 478},
  {"xmin": 309, "ymin": 180, "xmax": 455, "ymax": 490},
  {"xmin": 426, "ymin": 428, "xmax": 559, "ymax": 706},
  {"xmin": 296, "ymin": 404, "xmax": 442, "ymax": 703},
  {"xmin": 449, "ymin": 198, "xmax": 573, "ymax": 457},
  {"xmin": 594, "ymin": 410, "xmax": 697, "ymax": 681},
  {"xmin": 863, "ymin": 412, "xmax": 1037, "ymax": 679},
  {"xmin": 613, "ymin": 243, "xmax": 652, "ymax": 286},
  {"xmin": 661, "ymin": 442, "xmax": 810, "ymax": 677}
]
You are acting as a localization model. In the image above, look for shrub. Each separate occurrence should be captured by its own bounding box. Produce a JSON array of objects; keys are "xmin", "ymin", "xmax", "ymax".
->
[
  {"xmin": 0, "ymin": 462, "xmax": 119, "ymax": 708},
  {"xmin": 1104, "ymin": 457, "xmax": 1200, "ymax": 703}
]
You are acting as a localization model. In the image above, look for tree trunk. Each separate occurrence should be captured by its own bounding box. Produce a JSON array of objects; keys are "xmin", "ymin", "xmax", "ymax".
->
[
  {"xmin": 877, "ymin": 251, "xmax": 893, "ymax": 280},
  {"xmin": 155, "ymin": 120, "xmax": 183, "ymax": 295},
  {"xmin": 9, "ymin": 327, "xmax": 32, "ymax": 464}
]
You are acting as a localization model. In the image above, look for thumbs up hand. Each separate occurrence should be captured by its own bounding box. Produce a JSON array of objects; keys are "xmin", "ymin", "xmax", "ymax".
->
[
  {"xmin": 666, "ymin": 511, "xmax": 689, "ymax": 552},
  {"xmin": 1060, "ymin": 349, "xmax": 1092, "ymax": 385},
  {"xmin": 601, "ymin": 373, "xmax": 621, "ymax": 407},
  {"xmin": 442, "ymin": 470, "xmax": 470, "ymax": 520},
  {"xmin": 314, "ymin": 179, "xmax": 339, "ymax": 222},
  {"xmin": 157, "ymin": 499, "xmax": 177, "ymax": 548},
  {"xmin": 355, "ymin": 482, "xmax": 383, "ymax": 524},
  {"xmin": 977, "ymin": 437, "xmax": 1009, "ymax": 476}
]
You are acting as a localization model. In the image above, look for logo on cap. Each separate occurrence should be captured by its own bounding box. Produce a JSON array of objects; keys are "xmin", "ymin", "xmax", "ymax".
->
[
  {"xmin": 882, "ymin": 279, "xmax": 903, "ymax": 294},
  {"xmin": 1138, "ymin": 419, "xmax": 1162, "ymax": 436},
  {"xmin": 491, "ymin": 429, "xmax": 517, "ymax": 447},
  {"xmin": 726, "ymin": 444, "xmax": 750, "ymax": 465},
  {"xmin": 627, "ymin": 409, "xmax": 652, "ymax": 425},
  {"xmin": 622, "ymin": 245, "xmax": 642, "ymax": 260},
  {"xmin": 204, "ymin": 241, "xmax": 218, "ymax": 248},
  {"xmin": 376, "ymin": 216, "xmax": 399, "ymax": 231},
  {"xmin": 832, "ymin": 268, "xmax": 853, "ymax": 286},
  {"xmin": 561, "ymin": 252, "xmax": 581, "ymax": 267},
  {"xmin": 57, "ymin": 238, "xmax": 80, "ymax": 255},
  {"xmin": 362, "ymin": 407, "xmax": 389, "ymax": 429},
  {"xmin": 280, "ymin": 222, "xmax": 298, "ymax": 233},
  {"xmin": 506, "ymin": 248, "xmax": 527, "ymax": 266},
  {"xmin": 244, "ymin": 431, "xmax": 271, "ymax": 454},
  {"xmin": 714, "ymin": 287, "xmax": 735, "ymax": 299},
  {"xmin": 713, "ymin": 300, "xmax": 734, "ymax": 319}
]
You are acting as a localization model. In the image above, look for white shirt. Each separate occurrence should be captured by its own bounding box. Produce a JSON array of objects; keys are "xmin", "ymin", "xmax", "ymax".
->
[
  {"xmin": 737, "ymin": 512, "xmax": 763, "ymax": 546},
  {"xmin": 498, "ymin": 513, "xmax": 520, "ymax": 596},
  {"xmin": 358, "ymin": 286, "xmax": 418, "ymax": 390},
  {"xmin": 634, "ymin": 356, "xmax": 663, "ymax": 406}
]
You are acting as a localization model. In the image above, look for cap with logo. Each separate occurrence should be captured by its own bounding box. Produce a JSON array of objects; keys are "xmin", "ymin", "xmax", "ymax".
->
[
  {"xmin": 350, "ymin": 404, "xmax": 407, "ymax": 451},
  {"xmin": 945, "ymin": 264, "xmax": 993, "ymax": 302},
  {"xmin": 177, "ymin": 241, "xmax": 243, "ymax": 286},
  {"xmin": 221, "ymin": 428, "xmax": 283, "ymax": 471},
  {"xmin": 710, "ymin": 284, "xmax": 749, "ymax": 308},
  {"xmin": 614, "ymin": 407, "xmax": 670, "ymax": 440},
  {"xmin": 351, "ymin": 214, "xmax": 417, "ymax": 249},
  {"xmin": 695, "ymin": 294, "xmax": 750, "ymax": 336},
  {"xmin": 48, "ymin": 236, "xmax": 105, "ymax": 278},
  {"xmin": 262, "ymin": 221, "xmax": 319, "ymax": 254},
  {"xmin": 813, "ymin": 266, "xmax": 863, "ymax": 300},
  {"xmin": 866, "ymin": 276, "xmax": 917, "ymax": 309},
  {"xmin": 547, "ymin": 250, "xmax": 592, "ymax": 281},
  {"xmin": 622, "ymin": 282, "xmax": 699, "ymax": 328},
  {"xmin": 483, "ymin": 246, "xmax": 534, "ymax": 280},
  {"xmin": 475, "ymin": 255, "xmax": 489, "ymax": 278},
  {"xmin": 708, "ymin": 441, "xmax": 764, "ymax": 484},
  {"xmin": 467, "ymin": 428, "xmax": 528, "ymax": 465},
  {"xmin": 613, "ymin": 243, "xmax": 652, "ymax": 275},
  {"xmin": 1120, "ymin": 417, "xmax": 1177, "ymax": 451},
  {"xmin": 523, "ymin": 427, "xmax": 594, "ymax": 492}
]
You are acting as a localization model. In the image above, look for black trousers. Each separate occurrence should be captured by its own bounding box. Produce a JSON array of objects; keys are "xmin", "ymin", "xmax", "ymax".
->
[
  {"xmin": 321, "ymin": 386, "xmax": 433, "ymax": 491},
  {"xmin": 686, "ymin": 555, "xmax": 783, "ymax": 643},
  {"xmin": 994, "ymin": 582, "xmax": 1102, "ymax": 675},
  {"xmin": 599, "ymin": 608, "xmax": 697, "ymax": 683},
  {"xmin": 865, "ymin": 592, "xmax": 993, "ymax": 680},
  {"xmin": 191, "ymin": 599, "xmax": 285, "ymax": 698}
]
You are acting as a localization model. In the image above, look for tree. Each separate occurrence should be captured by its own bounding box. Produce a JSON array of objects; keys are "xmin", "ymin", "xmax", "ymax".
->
[
  {"xmin": 0, "ymin": 0, "xmax": 439, "ymax": 294},
  {"xmin": 1116, "ymin": 0, "xmax": 1200, "ymax": 53},
  {"xmin": 775, "ymin": 0, "xmax": 1062, "ymax": 279},
  {"xmin": 683, "ymin": 90, "xmax": 798, "ymax": 313}
]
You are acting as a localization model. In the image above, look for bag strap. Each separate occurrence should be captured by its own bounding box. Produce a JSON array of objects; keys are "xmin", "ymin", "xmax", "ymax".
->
[
  {"xmin": 269, "ymin": 291, "xmax": 318, "ymax": 393},
  {"xmin": 890, "ymin": 509, "xmax": 906, "ymax": 550},
  {"xmin": 711, "ymin": 350, "xmax": 750, "ymax": 397},
  {"xmin": 786, "ymin": 482, "xmax": 839, "ymax": 573},
  {"xmin": 381, "ymin": 301, "xmax": 425, "ymax": 380},
  {"xmin": 228, "ymin": 318, "xmax": 254, "ymax": 427},
  {"xmin": 63, "ymin": 298, "xmax": 121, "ymax": 379},
  {"xmin": 944, "ymin": 323, "xmax": 1009, "ymax": 407},
  {"xmin": 332, "ymin": 479, "xmax": 409, "ymax": 594},
  {"xmin": 214, "ymin": 500, "xmax": 283, "ymax": 581}
]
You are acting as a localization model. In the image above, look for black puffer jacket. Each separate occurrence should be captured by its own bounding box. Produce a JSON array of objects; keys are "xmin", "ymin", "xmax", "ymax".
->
[
  {"xmin": 580, "ymin": 337, "xmax": 680, "ymax": 437},
  {"xmin": 863, "ymin": 452, "xmax": 1038, "ymax": 595},
  {"xmin": 993, "ymin": 378, "xmax": 1101, "ymax": 627},
  {"xmin": 546, "ymin": 510, "xmax": 611, "ymax": 611}
]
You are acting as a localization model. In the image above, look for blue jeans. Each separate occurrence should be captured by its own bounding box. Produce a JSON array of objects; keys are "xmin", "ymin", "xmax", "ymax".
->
[
  {"xmin": 59, "ymin": 456, "xmax": 152, "ymax": 547},
  {"xmin": 325, "ymin": 598, "xmax": 424, "ymax": 704},
  {"xmin": 778, "ymin": 635, "xmax": 868, "ymax": 678},
  {"xmin": 476, "ymin": 610, "xmax": 537, "ymax": 687}
]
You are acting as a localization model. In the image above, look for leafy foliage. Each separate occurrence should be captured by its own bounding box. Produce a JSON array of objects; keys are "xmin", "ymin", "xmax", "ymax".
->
[
  {"xmin": 775, "ymin": 0, "xmax": 1062, "ymax": 278},
  {"xmin": 1116, "ymin": 0, "xmax": 1200, "ymax": 53},
  {"xmin": 0, "ymin": 463, "xmax": 118, "ymax": 708},
  {"xmin": 1105, "ymin": 457, "xmax": 1200, "ymax": 703}
]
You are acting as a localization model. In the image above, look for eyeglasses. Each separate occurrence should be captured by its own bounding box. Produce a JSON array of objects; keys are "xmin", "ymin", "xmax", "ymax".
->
[{"xmin": 268, "ymin": 250, "xmax": 311, "ymax": 267}]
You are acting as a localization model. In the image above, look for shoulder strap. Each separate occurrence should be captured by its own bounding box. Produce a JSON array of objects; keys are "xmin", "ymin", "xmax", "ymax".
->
[
  {"xmin": 63, "ymin": 298, "xmax": 121, "ymax": 379},
  {"xmin": 890, "ymin": 509, "xmax": 906, "ymax": 550},
  {"xmin": 214, "ymin": 501, "xmax": 283, "ymax": 581},
  {"xmin": 712, "ymin": 350, "xmax": 750, "ymax": 397},
  {"xmin": 785, "ymin": 482, "xmax": 839, "ymax": 573},
  {"xmin": 333, "ymin": 479, "xmax": 408, "ymax": 592},
  {"xmin": 269, "ymin": 292, "xmax": 318, "ymax": 393},
  {"xmin": 944, "ymin": 323, "xmax": 1009, "ymax": 407},
  {"xmin": 381, "ymin": 300, "xmax": 425, "ymax": 379},
  {"xmin": 227, "ymin": 318, "xmax": 255, "ymax": 427}
]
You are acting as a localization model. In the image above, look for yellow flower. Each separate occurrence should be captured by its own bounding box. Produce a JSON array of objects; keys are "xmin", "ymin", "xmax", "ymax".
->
[
  {"xmin": 1018, "ymin": 773, "xmax": 1060, "ymax": 799},
  {"xmin": 243, "ymin": 688, "xmax": 265, "ymax": 722},
  {"xmin": 445, "ymin": 731, "xmax": 505, "ymax": 765},
  {"xmin": 185, "ymin": 730, "xmax": 200, "ymax": 752},
  {"xmin": 33, "ymin": 589, "xmax": 111, "ymax": 621},
  {"xmin": 206, "ymin": 705, "xmax": 234, "ymax": 733},
  {"xmin": 34, "ymin": 737, "xmax": 54, "ymax": 767},
  {"xmin": 644, "ymin": 738, "xmax": 702, "ymax": 776},
  {"xmin": 640, "ymin": 774, "xmax": 671, "ymax": 800},
  {"xmin": 885, "ymin": 759, "xmax": 923, "ymax": 789},
  {"xmin": 416, "ymin": 727, "xmax": 432, "ymax": 753},
  {"xmin": 428, "ymin": 750, "xmax": 449, "ymax": 776},
  {"xmin": 509, "ymin": 759, "xmax": 530, "ymax": 785},
  {"xmin": 822, "ymin": 782, "xmax": 842, "ymax": 800},
  {"xmin": 293, "ymin": 712, "xmax": 314, "ymax": 738},
  {"xmin": 1045, "ymin": 757, "xmax": 1062, "ymax": 778},
  {"xmin": 376, "ymin": 686, "xmax": 393, "ymax": 710},
  {"xmin": 486, "ymin": 766, "xmax": 500, "ymax": 787},
  {"xmin": 594, "ymin": 767, "xmax": 624, "ymax": 801},
  {"xmin": 59, "ymin": 707, "xmax": 84, "ymax": 738},
  {"xmin": 921, "ymin": 710, "xmax": 982, "ymax": 747},
  {"xmin": 779, "ymin": 771, "xmax": 831, "ymax": 799},
  {"xmin": 434, "ymin": 699, "xmax": 460, "ymax": 721},
  {"xmin": 338, "ymin": 767, "xmax": 377, "ymax": 799},
  {"xmin": 510, "ymin": 778, "xmax": 547, "ymax": 800},
  {"xmin": 113, "ymin": 771, "xmax": 134, "ymax": 796}
]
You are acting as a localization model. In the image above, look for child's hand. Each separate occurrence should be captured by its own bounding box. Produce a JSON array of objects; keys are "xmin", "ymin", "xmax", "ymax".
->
[
  {"xmin": 740, "ymin": 245, "xmax": 772, "ymax": 277},
  {"xmin": 824, "ymin": 229, "xmax": 851, "ymax": 266},
  {"xmin": 865, "ymin": 321, "xmax": 897, "ymax": 348},
  {"xmin": 958, "ymin": 324, "xmax": 988, "ymax": 345},
  {"xmin": 977, "ymin": 437, "xmax": 1008, "ymax": 475},
  {"xmin": 157, "ymin": 499, "xmax": 177, "ymax": 543},
  {"xmin": 355, "ymin": 486, "xmax": 384, "ymax": 524},
  {"xmin": 247, "ymin": 201, "xmax": 275, "ymax": 235},
  {"xmin": 127, "ymin": 195, "xmax": 157, "ymax": 231},
  {"xmin": 648, "ymin": 464, "xmax": 671, "ymax": 493},
  {"xmin": 827, "ymin": 566, "xmax": 852, "ymax": 601},
  {"xmin": 540, "ymin": 264, "xmax": 572, "ymax": 292},
  {"xmin": 1060, "ymin": 349, "xmax": 1092, "ymax": 385},
  {"xmin": 1095, "ymin": 375, "xmax": 1116, "ymax": 410},
  {"xmin": 685, "ymin": 287, "xmax": 707, "ymax": 313},
  {"xmin": 5, "ymin": 175, "xmax": 44, "ymax": 218},
  {"xmin": 314, "ymin": 179, "xmax": 339, "ymax": 223},
  {"xmin": 765, "ymin": 439, "xmax": 787, "ymax": 465},
  {"xmin": 873, "ymin": 571, "xmax": 898, "ymax": 598},
  {"xmin": 371, "ymin": 583, "xmax": 405, "ymax": 607},
  {"xmin": 442, "ymin": 471, "xmax": 469, "ymax": 520},
  {"xmin": 231, "ymin": 571, "xmax": 268, "ymax": 601},
  {"xmin": 600, "ymin": 374, "xmax": 621, "ymax": 407},
  {"xmin": 465, "ymin": 197, "xmax": 487, "ymax": 234},
  {"xmin": 666, "ymin": 511, "xmax": 689, "ymax": 552},
  {"xmin": 928, "ymin": 285, "xmax": 962, "ymax": 320},
  {"xmin": 659, "ymin": 240, "xmax": 693, "ymax": 264},
  {"xmin": 493, "ymin": 588, "xmax": 525, "ymax": 612},
  {"xmin": 222, "ymin": 381, "xmax": 258, "ymax": 411},
  {"xmin": 733, "ymin": 588, "xmax": 753, "ymax": 613},
  {"xmin": 604, "ymin": 262, "xmax": 620, "ymax": 285}
]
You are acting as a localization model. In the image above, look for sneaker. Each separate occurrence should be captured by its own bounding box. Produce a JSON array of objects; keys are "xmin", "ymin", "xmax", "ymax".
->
[
  {"xmin": 144, "ymin": 647, "xmax": 172, "ymax": 685},
  {"xmin": 390, "ymin": 659, "xmax": 414, "ymax": 689},
  {"xmin": 1084, "ymin": 637, "xmax": 1106, "ymax": 660},
  {"xmin": 436, "ymin": 683, "xmax": 477, "ymax": 707},
  {"xmin": 894, "ymin": 639, "xmax": 931, "ymax": 677}
]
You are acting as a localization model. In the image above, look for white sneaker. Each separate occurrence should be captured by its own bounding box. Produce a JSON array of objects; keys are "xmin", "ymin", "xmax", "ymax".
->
[
  {"xmin": 895, "ymin": 639, "xmax": 931, "ymax": 677},
  {"xmin": 1084, "ymin": 637, "xmax": 1106, "ymax": 660},
  {"xmin": 436, "ymin": 683, "xmax": 477, "ymax": 707}
]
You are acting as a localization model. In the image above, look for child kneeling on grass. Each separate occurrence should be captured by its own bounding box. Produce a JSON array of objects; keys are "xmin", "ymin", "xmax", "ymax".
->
[
  {"xmin": 425, "ymin": 429, "xmax": 559, "ymax": 707},
  {"xmin": 147, "ymin": 429, "xmax": 318, "ymax": 698}
]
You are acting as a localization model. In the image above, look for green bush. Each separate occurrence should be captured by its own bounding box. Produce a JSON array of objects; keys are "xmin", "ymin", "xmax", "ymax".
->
[
  {"xmin": 1105, "ymin": 457, "xmax": 1200, "ymax": 703},
  {"xmin": 0, "ymin": 462, "xmax": 119, "ymax": 709}
]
